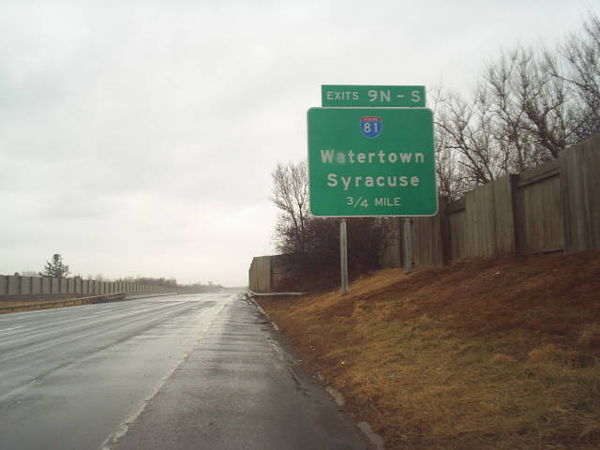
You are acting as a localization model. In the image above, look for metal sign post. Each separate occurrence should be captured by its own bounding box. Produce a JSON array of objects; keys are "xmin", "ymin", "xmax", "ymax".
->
[
  {"xmin": 340, "ymin": 218, "xmax": 348, "ymax": 295},
  {"xmin": 403, "ymin": 218, "xmax": 412, "ymax": 274}
]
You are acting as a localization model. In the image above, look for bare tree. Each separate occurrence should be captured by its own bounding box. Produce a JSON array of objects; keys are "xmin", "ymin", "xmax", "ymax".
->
[
  {"xmin": 485, "ymin": 49, "xmax": 538, "ymax": 172},
  {"xmin": 516, "ymin": 51, "xmax": 576, "ymax": 157},
  {"xmin": 271, "ymin": 161, "xmax": 309, "ymax": 253},
  {"xmin": 270, "ymin": 161, "xmax": 386, "ymax": 289},
  {"xmin": 431, "ymin": 88, "xmax": 471, "ymax": 200},
  {"xmin": 548, "ymin": 12, "xmax": 600, "ymax": 141},
  {"xmin": 485, "ymin": 48, "xmax": 576, "ymax": 171},
  {"xmin": 434, "ymin": 88, "xmax": 501, "ymax": 188},
  {"xmin": 433, "ymin": 12, "xmax": 598, "ymax": 198}
]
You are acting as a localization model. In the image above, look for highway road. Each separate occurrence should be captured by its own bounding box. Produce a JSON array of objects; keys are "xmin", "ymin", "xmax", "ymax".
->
[{"xmin": 0, "ymin": 293, "xmax": 371, "ymax": 450}]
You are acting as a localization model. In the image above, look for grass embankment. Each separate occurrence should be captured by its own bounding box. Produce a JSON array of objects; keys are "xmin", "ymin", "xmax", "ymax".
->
[{"xmin": 257, "ymin": 252, "xmax": 600, "ymax": 449}]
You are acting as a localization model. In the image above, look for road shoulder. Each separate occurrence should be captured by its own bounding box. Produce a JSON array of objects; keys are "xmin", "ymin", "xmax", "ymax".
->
[{"xmin": 109, "ymin": 295, "xmax": 372, "ymax": 450}]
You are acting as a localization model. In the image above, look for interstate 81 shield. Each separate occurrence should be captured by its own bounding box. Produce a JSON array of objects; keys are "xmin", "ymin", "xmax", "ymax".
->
[{"xmin": 360, "ymin": 116, "xmax": 383, "ymax": 138}]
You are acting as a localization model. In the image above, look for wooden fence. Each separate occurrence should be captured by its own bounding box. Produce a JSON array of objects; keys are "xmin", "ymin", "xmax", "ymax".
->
[
  {"xmin": 249, "ymin": 135, "xmax": 600, "ymax": 292},
  {"xmin": 248, "ymin": 255, "xmax": 294, "ymax": 293},
  {"xmin": 384, "ymin": 134, "xmax": 600, "ymax": 267}
]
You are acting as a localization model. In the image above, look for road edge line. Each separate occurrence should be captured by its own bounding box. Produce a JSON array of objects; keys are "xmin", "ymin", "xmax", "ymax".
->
[{"xmin": 245, "ymin": 292, "xmax": 386, "ymax": 450}]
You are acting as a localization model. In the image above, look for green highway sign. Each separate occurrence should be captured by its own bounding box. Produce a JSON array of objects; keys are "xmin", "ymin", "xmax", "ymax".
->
[
  {"xmin": 307, "ymin": 107, "xmax": 437, "ymax": 217},
  {"xmin": 321, "ymin": 85, "xmax": 425, "ymax": 107}
]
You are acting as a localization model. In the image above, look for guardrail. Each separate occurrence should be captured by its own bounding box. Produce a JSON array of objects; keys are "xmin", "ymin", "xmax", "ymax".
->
[{"xmin": 0, "ymin": 292, "xmax": 127, "ymax": 314}]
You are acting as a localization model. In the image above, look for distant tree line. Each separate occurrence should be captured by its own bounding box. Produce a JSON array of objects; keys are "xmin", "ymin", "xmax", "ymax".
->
[
  {"xmin": 114, "ymin": 276, "xmax": 178, "ymax": 287},
  {"xmin": 113, "ymin": 277, "xmax": 224, "ymax": 292},
  {"xmin": 176, "ymin": 281, "xmax": 225, "ymax": 294}
]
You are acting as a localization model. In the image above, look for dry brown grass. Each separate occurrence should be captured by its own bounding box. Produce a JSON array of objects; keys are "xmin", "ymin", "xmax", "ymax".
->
[{"xmin": 257, "ymin": 252, "xmax": 600, "ymax": 449}]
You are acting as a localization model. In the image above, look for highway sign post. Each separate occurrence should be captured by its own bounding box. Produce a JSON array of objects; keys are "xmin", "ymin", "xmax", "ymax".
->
[{"xmin": 309, "ymin": 85, "xmax": 435, "ymax": 294}]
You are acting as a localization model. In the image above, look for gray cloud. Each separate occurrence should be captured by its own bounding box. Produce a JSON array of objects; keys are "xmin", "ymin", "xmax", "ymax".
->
[{"xmin": 0, "ymin": 0, "xmax": 594, "ymax": 285}]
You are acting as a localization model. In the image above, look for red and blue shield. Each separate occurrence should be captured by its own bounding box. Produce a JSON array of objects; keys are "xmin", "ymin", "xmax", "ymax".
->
[{"xmin": 360, "ymin": 116, "xmax": 383, "ymax": 138}]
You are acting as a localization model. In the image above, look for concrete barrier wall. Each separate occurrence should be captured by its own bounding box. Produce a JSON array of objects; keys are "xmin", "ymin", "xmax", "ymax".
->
[
  {"xmin": 0, "ymin": 276, "xmax": 6, "ymax": 295},
  {"xmin": 20, "ymin": 277, "xmax": 32, "ymax": 295},
  {"xmin": 61, "ymin": 278, "xmax": 68, "ymax": 294},
  {"xmin": 9, "ymin": 276, "xmax": 20, "ymax": 295},
  {"xmin": 52, "ymin": 278, "xmax": 60, "ymax": 294},
  {"xmin": 32, "ymin": 277, "xmax": 42, "ymax": 295},
  {"xmin": 43, "ymin": 278, "xmax": 51, "ymax": 294},
  {"xmin": 0, "ymin": 275, "xmax": 171, "ymax": 299}
]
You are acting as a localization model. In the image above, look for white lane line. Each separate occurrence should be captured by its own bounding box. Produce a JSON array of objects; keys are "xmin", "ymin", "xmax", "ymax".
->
[
  {"xmin": 93, "ymin": 310, "xmax": 113, "ymax": 315},
  {"xmin": 0, "ymin": 326, "xmax": 24, "ymax": 333}
]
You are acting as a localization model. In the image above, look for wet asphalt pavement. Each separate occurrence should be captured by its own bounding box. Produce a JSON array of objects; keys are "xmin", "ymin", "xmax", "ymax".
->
[{"xmin": 0, "ymin": 293, "xmax": 371, "ymax": 450}]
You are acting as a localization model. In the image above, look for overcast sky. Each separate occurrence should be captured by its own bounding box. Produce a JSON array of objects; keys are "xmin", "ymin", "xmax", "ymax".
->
[{"xmin": 0, "ymin": 0, "xmax": 595, "ymax": 286}]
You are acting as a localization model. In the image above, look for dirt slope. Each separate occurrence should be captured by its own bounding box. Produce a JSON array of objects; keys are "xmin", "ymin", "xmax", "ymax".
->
[{"xmin": 257, "ymin": 252, "xmax": 600, "ymax": 449}]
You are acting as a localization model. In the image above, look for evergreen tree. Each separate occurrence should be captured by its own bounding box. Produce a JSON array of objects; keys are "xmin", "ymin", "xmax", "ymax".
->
[{"xmin": 43, "ymin": 253, "xmax": 70, "ymax": 278}]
